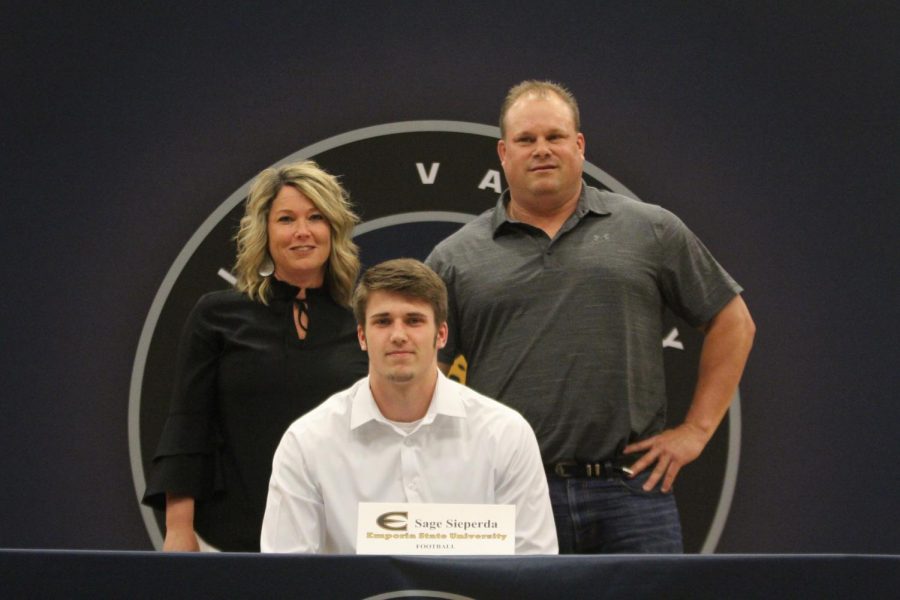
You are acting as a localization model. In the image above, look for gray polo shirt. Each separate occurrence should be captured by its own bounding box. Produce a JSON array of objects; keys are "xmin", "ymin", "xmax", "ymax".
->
[{"xmin": 426, "ymin": 184, "xmax": 741, "ymax": 464}]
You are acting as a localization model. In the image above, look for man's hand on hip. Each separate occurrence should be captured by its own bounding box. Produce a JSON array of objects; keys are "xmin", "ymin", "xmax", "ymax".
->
[{"xmin": 623, "ymin": 423, "xmax": 710, "ymax": 493}]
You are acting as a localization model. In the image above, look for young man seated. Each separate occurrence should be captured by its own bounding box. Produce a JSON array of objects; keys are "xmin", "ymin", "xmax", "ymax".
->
[{"xmin": 260, "ymin": 258, "xmax": 557, "ymax": 554}]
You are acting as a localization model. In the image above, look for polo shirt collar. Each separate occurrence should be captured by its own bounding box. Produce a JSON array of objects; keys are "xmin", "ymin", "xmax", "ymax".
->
[
  {"xmin": 490, "ymin": 180, "xmax": 611, "ymax": 236},
  {"xmin": 578, "ymin": 183, "xmax": 613, "ymax": 217},
  {"xmin": 490, "ymin": 189, "xmax": 515, "ymax": 233},
  {"xmin": 349, "ymin": 371, "xmax": 466, "ymax": 431}
]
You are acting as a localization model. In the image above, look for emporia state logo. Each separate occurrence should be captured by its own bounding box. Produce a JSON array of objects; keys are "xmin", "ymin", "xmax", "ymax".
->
[
  {"xmin": 377, "ymin": 512, "xmax": 409, "ymax": 532},
  {"xmin": 128, "ymin": 121, "xmax": 741, "ymax": 552}
]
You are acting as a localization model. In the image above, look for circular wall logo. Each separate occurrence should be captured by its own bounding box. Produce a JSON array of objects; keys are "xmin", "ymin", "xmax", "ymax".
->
[{"xmin": 128, "ymin": 121, "xmax": 740, "ymax": 552}]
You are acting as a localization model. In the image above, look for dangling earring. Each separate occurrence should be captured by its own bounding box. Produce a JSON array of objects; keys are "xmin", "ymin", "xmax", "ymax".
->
[{"xmin": 258, "ymin": 255, "xmax": 274, "ymax": 277}]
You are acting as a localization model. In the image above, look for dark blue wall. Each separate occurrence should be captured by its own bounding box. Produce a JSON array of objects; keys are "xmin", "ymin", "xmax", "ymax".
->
[{"xmin": 2, "ymin": 2, "xmax": 897, "ymax": 552}]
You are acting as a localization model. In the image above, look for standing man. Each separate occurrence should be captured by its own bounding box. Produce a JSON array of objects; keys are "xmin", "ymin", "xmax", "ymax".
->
[
  {"xmin": 261, "ymin": 259, "xmax": 557, "ymax": 554},
  {"xmin": 426, "ymin": 80, "xmax": 755, "ymax": 553}
]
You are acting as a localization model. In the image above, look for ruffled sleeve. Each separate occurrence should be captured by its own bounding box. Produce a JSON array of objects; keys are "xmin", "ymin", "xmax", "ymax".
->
[{"xmin": 142, "ymin": 294, "xmax": 225, "ymax": 510}]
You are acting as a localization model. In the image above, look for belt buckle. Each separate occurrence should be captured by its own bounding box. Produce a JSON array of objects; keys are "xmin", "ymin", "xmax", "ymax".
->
[{"xmin": 606, "ymin": 461, "xmax": 633, "ymax": 478}]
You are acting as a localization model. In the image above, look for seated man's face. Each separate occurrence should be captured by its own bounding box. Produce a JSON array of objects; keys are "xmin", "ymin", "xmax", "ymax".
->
[{"xmin": 358, "ymin": 291, "xmax": 447, "ymax": 385}]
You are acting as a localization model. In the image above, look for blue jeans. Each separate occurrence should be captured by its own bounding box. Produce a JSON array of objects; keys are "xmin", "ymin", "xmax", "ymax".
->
[{"xmin": 548, "ymin": 470, "xmax": 684, "ymax": 553}]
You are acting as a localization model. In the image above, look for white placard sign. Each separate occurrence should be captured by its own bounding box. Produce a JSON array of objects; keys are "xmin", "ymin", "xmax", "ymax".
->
[{"xmin": 356, "ymin": 502, "xmax": 515, "ymax": 555}]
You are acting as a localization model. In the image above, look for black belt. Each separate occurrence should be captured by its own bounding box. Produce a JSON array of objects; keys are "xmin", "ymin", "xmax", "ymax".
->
[{"xmin": 546, "ymin": 459, "xmax": 634, "ymax": 479}]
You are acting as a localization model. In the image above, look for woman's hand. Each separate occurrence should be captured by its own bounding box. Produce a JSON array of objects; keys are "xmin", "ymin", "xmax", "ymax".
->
[{"xmin": 163, "ymin": 494, "xmax": 200, "ymax": 552}]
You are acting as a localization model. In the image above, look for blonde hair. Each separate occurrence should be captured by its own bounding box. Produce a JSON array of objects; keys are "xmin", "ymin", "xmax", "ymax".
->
[
  {"xmin": 499, "ymin": 79, "xmax": 581, "ymax": 138},
  {"xmin": 233, "ymin": 161, "xmax": 360, "ymax": 305}
]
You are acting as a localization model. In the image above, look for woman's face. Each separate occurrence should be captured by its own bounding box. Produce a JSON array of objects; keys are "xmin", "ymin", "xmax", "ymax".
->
[{"xmin": 267, "ymin": 185, "xmax": 332, "ymax": 288}]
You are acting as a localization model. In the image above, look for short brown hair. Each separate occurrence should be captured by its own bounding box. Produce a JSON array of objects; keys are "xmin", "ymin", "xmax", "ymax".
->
[
  {"xmin": 499, "ymin": 80, "xmax": 581, "ymax": 138},
  {"xmin": 352, "ymin": 259, "xmax": 448, "ymax": 326}
]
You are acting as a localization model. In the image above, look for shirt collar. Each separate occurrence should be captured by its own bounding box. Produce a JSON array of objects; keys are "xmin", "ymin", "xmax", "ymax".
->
[
  {"xmin": 349, "ymin": 371, "xmax": 466, "ymax": 431},
  {"xmin": 490, "ymin": 180, "xmax": 611, "ymax": 237},
  {"xmin": 426, "ymin": 370, "xmax": 467, "ymax": 422},
  {"xmin": 578, "ymin": 183, "xmax": 613, "ymax": 217}
]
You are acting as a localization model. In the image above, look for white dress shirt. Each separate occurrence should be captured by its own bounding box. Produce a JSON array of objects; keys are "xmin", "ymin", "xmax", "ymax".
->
[{"xmin": 261, "ymin": 370, "xmax": 558, "ymax": 554}]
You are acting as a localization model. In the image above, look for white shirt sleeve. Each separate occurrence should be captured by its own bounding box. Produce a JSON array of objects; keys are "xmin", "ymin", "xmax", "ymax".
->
[
  {"xmin": 495, "ymin": 415, "xmax": 559, "ymax": 555},
  {"xmin": 260, "ymin": 428, "xmax": 324, "ymax": 553}
]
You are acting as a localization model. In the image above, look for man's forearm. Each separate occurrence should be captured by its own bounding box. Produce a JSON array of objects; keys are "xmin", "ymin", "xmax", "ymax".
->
[{"xmin": 685, "ymin": 295, "xmax": 756, "ymax": 438}]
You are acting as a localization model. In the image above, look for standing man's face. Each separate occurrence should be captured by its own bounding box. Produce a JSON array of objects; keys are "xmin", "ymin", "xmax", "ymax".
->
[{"xmin": 498, "ymin": 93, "xmax": 585, "ymax": 204}]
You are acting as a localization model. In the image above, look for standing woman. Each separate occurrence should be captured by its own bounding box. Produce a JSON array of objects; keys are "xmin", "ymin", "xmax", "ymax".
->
[{"xmin": 143, "ymin": 161, "xmax": 368, "ymax": 551}]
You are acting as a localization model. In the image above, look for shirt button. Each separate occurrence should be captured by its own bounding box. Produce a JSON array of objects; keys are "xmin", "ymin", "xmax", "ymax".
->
[{"xmin": 404, "ymin": 438, "xmax": 413, "ymax": 446}]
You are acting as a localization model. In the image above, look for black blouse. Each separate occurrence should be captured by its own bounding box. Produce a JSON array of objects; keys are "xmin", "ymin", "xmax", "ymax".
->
[{"xmin": 142, "ymin": 279, "xmax": 368, "ymax": 551}]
